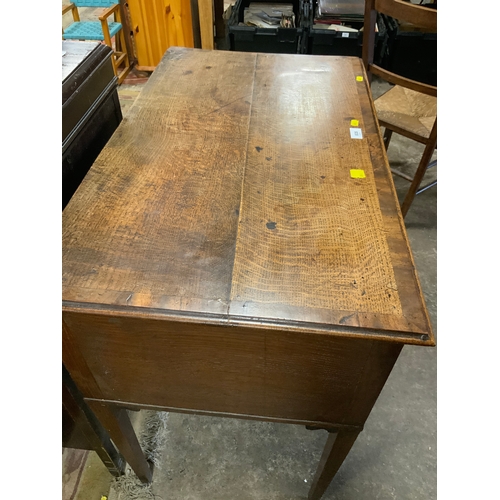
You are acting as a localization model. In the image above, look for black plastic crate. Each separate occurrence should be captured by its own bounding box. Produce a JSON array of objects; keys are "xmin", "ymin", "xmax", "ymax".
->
[
  {"xmin": 381, "ymin": 14, "xmax": 436, "ymax": 86},
  {"xmin": 307, "ymin": 14, "xmax": 386, "ymax": 62},
  {"xmin": 308, "ymin": 23, "xmax": 364, "ymax": 56},
  {"xmin": 228, "ymin": 0, "xmax": 304, "ymax": 53}
]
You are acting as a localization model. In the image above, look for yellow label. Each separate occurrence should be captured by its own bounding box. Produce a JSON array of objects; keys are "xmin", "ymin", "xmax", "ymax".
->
[
  {"xmin": 350, "ymin": 119, "xmax": 359, "ymax": 127},
  {"xmin": 350, "ymin": 169, "xmax": 366, "ymax": 179},
  {"xmin": 356, "ymin": 76, "xmax": 364, "ymax": 82},
  {"xmin": 101, "ymin": 496, "xmax": 108, "ymax": 500}
]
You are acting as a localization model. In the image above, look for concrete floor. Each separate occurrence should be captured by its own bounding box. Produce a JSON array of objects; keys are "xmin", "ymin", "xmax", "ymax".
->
[{"xmin": 62, "ymin": 14, "xmax": 437, "ymax": 497}]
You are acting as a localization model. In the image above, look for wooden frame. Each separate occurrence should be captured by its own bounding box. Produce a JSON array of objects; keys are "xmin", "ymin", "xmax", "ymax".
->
[
  {"xmin": 369, "ymin": 65, "xmax": 437, "ymax": 98},
  {"xmin": 62, "ymin": 3, "xmax": 80, "ymax": 21},
  {"xmin": 62, "ymin": 2, "xmax": 131, "ymax": 85},
  {"xmin": 374, "ymin": 0, "xmax": 437, "ymax": 30},
  {"xmin": 362, "ymin": 0, "xmax": 437, "ymax": 218},
  {"xmin": 62, "ymin": 2, "xmax": 80, "ymax": 36},
  {"xmin": 197, "ymin": 0, "xmax": 214, "ymax": 49},
  {"xmin": 99, "ymin": 4, "xmax": 131, "ymax": 84}
]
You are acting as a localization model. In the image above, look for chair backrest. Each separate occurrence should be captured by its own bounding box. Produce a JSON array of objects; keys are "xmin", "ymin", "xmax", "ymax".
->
[
  {"xmin": 73, "ymin": 0, "xmax": 118, "ymax": 7},
  {"xmin": 362, "ymin": 0, "xmax": 437, "ymax": 97}
]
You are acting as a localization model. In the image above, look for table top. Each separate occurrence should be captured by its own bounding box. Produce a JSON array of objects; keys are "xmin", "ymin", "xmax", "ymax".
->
[{"xmin": 62, "ymin": 47, "xmax": 433, "ymax": 346}]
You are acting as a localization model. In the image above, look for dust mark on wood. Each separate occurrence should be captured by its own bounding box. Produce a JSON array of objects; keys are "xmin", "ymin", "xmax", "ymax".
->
[{"xmin": 339, "ymin": 313, "xmax": 356, "ymax": 324}]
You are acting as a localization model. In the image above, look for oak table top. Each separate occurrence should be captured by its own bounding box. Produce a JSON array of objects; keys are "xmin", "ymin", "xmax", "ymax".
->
[
  {"xmin": 62, "ymin": 47, "xmax": 434, "ymax": 499},
  {"xmin": 63, "ymin": 47, "xmax": 433, "ymax": 346}
]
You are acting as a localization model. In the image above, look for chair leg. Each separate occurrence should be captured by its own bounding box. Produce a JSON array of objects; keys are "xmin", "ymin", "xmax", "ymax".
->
[
  {"xmin": 100, "ymin": 23, "xmax": 119, "ymax": 79},
  {"xmin": 400, "ymin": 120, "xmax": 438, "ymax": 218},
  {"xmin": 383, "ymin": 128, "xmax": 393, "ymax": 150},
  {"xmin": 116, "ymin": 30, "xmax": 131, "ymax": 84}
]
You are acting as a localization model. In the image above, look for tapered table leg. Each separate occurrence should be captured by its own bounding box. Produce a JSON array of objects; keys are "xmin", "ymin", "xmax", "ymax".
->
[
  {"xmin": 308, "ymin": 428, "xmax": 361, "ymax": 500},
  {"xmin": 87, "ymin": 400, "xmax": 153, "ymax": 483}
]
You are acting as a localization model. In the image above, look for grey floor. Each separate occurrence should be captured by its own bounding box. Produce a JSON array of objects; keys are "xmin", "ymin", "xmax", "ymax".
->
[{"xmin": 62, "ymin": 15, "xmax": 437, "ymax": 495}]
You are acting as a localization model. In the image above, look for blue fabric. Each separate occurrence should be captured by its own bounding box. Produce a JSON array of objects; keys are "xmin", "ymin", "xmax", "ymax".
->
[
  {"xmin": 63, "ymin": 21, "xmax": 122, "ymax": 41},
  {"xmin": 72, "ymin": 0, "xmax": 118, "ymax": 7}
]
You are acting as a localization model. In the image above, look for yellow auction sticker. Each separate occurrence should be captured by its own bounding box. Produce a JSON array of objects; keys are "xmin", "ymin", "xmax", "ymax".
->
[
  {"xmin": 356, "ymin": 76, "xmax": 364, "ymax": 82},
  {"xmin": 350, "ymin": 169, "xmax": 366, "ymax": 179},
  {"xmin": 350, "ymin": 119, "xmax": 359, "ymax": 127}
]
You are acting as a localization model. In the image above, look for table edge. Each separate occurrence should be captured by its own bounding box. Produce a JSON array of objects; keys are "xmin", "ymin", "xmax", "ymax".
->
[{"xmin": 62, "ymin": 300, "xmax": 435, "ymax": 346}]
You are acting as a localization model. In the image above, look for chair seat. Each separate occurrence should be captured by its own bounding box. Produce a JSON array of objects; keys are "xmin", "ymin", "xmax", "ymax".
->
[
  {"xmin": 63, "ymin": 21, "xmax": 122, "ymax": 41},
  {"xmin": 374, "ymin": 85, "xmax": 436, "ymax": 140}
]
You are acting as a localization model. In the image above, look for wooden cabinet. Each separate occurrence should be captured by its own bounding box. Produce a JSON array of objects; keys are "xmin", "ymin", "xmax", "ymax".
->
[
  {"xmin": 62, "ymin": 42, "xmax": 122, "ymax": 210},
  {"xmin": 127, "ymin": 0, "xmax": 195, "ymax": 70}
]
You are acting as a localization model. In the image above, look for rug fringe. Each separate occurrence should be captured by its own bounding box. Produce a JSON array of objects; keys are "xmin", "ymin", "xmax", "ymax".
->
[
  {"xmin": 110, "ymin": 410, "xmax": 169, "ymax": 500},
  {"xmin": 139, "ymin": 411, "xmax": 170, "ymax": 468}
]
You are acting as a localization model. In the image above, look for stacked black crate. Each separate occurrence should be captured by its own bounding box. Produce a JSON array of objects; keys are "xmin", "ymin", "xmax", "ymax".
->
[{"xmin": 228, "ymin": 0, "xmax": 303, "ymax": 53}]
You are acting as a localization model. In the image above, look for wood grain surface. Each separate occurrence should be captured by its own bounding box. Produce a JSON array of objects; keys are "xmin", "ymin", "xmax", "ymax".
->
[{"xmin": 62, "ymin": 47, "xmax": 433, "ymax": 345}]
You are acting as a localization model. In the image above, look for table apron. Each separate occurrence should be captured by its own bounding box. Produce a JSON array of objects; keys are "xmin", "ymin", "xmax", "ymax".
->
[
  {"xmin": 63, "ymin": 311, "xmax": 403, "ymax": 427},
  {"xmin": 84, "ymin": 397, "xmax": 365, "ymax": 432}
]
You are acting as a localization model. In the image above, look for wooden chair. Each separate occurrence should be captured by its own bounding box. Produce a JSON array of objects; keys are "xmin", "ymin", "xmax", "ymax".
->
[
  {"xmin": 62, "ymin": 0, "xmax": 131, "ymax": 84},
  {"xmin": 362, "ymin": 0, "xmax": 437, "ymax": 218}
]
